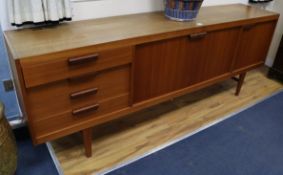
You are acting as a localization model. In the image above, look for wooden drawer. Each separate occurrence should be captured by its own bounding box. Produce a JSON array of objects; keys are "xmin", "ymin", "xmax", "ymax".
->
[
  {"xmin": 26, "ymin": 65, "xmax": 130, "ymax": 121},
  {"xmin": 20, "ymin": 47, "xmax": 133, "ymax": 88},
  {"xmin": 33, "ymin": 93, "xmax": 129, "ymax": 137}
]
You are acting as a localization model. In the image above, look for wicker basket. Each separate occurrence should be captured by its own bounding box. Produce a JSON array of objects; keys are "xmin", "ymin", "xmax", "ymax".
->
[
  {"xmin": 164, "ymin": 0, "xmax": 204, "ymax": 21},
  {"xmin": 0, "ymin": 103, "xmax": 17, "ymax": 175}
]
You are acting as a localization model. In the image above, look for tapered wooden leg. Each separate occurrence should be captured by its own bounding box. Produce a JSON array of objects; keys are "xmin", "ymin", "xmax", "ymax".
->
[
  {"xmin": 82, "ymin": 128, "xmax": 92, "ymax": 158},
  {"xmin": 235, "ymin": 72, "xmax": 246, "ymax": 96}
]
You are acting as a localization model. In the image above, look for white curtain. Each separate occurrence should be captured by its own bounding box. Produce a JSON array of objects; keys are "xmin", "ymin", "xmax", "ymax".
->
[{"xmin": 7, "ymin": 0, "xmax": 72, "ymax": 26}]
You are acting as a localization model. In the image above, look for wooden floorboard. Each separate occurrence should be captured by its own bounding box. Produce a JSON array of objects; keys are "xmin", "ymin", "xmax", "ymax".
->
[{"xmin": 51, "ymin": 67, "xmax": 283, "ymax": 175}]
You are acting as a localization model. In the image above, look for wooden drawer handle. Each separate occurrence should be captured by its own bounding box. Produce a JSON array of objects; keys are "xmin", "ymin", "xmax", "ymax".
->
[
  {"xmin": 189, "ymin": 32, "xmax": 207, "ymax": 40},
  {"xmin": 72, "ymin": 104, "xmax": 100, "ymax": 116},
  {"xmin": 68, "ymin": 54, "xmax": 99, "ymax": 66},
  {"xmin": 70, "ymin": 88, "xmax": 98, "ymax": 99},
  {"xmin": 243, "ymin": 24, "xmax": 256, "ymax": 31}
]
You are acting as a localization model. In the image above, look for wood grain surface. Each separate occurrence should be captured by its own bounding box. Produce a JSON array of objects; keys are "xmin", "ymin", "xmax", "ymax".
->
[
  {"xmin": 51, "ymin": 68, "xmax": 282, "ymax": 175},
  {"xmin": 4, "ymin": 4, "xmax": 278, "ymax": 60},
  {"xmin": 134, "ymin": 27, "xmax": 240, "ymax": 102}
]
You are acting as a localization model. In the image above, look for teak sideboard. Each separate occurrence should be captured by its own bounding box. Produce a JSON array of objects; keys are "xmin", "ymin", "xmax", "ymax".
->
[{"xmin": 4, "ymin": 4, "xmax": 279, "ymax": 157}]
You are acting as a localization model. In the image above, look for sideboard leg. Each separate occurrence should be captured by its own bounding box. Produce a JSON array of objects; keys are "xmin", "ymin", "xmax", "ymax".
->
[
  {"xmin": 235, "ymin": 72, "xmax": 247, "ymax": 96},
  {"xmin": 82, "ymin": 128, "xmax": 93, "ymax": 158}
]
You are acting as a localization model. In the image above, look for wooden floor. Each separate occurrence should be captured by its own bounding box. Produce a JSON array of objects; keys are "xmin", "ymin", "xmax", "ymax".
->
[{"xmin": 51, "ymin": 68, "xmax": 282, "ymax": 175}]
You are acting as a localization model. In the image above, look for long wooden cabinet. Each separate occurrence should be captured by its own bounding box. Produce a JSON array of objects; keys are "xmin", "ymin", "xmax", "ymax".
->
[{"xmin": 4, "ymin": 4, "xmax": 279, "ymax": 157}]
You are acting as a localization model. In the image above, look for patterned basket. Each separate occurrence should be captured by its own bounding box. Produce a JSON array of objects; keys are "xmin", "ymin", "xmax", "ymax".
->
[
  {"xmin": 164, "ymin": 0, "xmax": 204, "ymax": 21},
  {"xmin": 0, "ymin": 103, "xmax": 17, "ymax": 175}
]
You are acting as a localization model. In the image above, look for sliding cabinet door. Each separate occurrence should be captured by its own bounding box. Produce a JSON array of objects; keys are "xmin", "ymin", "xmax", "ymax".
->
[
  {"xmin": 232, "ymin": 21, "xmax": 277, "ymax": 72},
  {"xmin": 134, "ymin": 37, "xmax": 191, "ymax": 103},
  {"xmin": 133, "ymin": 27, "xmax": 240, "ymax": 103},
  {"xmin": 186, "ymin": 27, "xmax": 240, "ymax": 85}
]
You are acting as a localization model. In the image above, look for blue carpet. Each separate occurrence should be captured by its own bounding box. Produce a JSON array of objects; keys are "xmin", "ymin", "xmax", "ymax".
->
[
  {"xmin": 107, "ymin": 91, "xmax": 283, "ymax": 175},
  {"xmin": 14, "ymin": 127, "xmax": 59, "ymax": 175}
]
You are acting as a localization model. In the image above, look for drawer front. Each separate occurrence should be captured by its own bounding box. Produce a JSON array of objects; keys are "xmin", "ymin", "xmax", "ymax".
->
[
  {"xmin": 20, "ymin": 46, "xmax": 133, "ymax": 88},
  {"xmin": 26, "ymin": 65, "xmax": 130, "ymax": 121},
  {"xmin": 33, "ymin": 93, "xmax": 129, "ymax": 137}
]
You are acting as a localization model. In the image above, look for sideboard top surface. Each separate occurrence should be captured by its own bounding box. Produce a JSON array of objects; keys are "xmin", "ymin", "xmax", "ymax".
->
[{"xmin": 4, "ymin": 4, "xmax": 279, "ymax": 60}]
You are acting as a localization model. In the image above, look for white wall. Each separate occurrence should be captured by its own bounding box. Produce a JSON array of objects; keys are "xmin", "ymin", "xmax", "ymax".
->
[
  {"xmin": 0, "ymin": 0, "xmax": 247, "ymax": 30},
  {"xmin": 0, "ymin": 0, "xmax": 9, "ymax": 30},
  {"xmin": 71, "ymin": 0, "xmax": 246, "ymax": 22},
  {"xmin": 1, "ymin": 0, "xmax": 282, "ymax": 66}
]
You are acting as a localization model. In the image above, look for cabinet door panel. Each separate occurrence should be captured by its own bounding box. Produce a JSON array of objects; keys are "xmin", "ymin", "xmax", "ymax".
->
[
  {"xmin": 134, "ymin": 28, "xmax": 240, "ymax": 103},
  {"xmin": 187, "ymin": 28, "xmax": 240, "ymax": 84},
  {"xmin": 233, "ymin": 22, "xmax": 277, "ymax": 71},
  {"xmin": 134, "ymin": 37, "xmax": 190, "ymax": 103}
]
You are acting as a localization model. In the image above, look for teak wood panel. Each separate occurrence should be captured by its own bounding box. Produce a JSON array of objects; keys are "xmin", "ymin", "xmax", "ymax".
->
[
  {"xmin": 133, "ymin": 27, "xmax": 240, "ymax": 103},
  {"xmin": 133, "ymin": 37, "xmax": 190, "ymax": 103},
  {"xmin": 233, "ymin": 21, "xmax": 277, "ymax": 72},
  {"xmin": 20, "ymin": 46, "xmax": 133, "ymax": 88},
  {"xmin": 26, "ymin": 66, "xmax": 130, "ymax": 122}
]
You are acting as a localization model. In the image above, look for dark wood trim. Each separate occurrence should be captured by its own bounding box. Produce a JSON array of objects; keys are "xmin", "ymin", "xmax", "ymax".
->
[
  {"xmin": 243, "ymin": 23, "xmax": 257, "ymax": 31},
  {"xmin": 70, "ymin": 88, "xmax": 99, "ymax": 99},
  {"xmin": 235, "ymin": 72, "xmax": 247, "ymax": 96},
  {"xmin": 82, "ymin": 128, "xmax": 93, "ymax": 158},
  {"xmin": 68, "ymin": 54, "xmax": 99, "ymax": 66},
  {"xmin": 72, "ymin": 104, "xmax": 100, "ymax": 116},
  {"xmin": 188, "ymin": 32, "xmax": 208, "ymax": 40}
]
